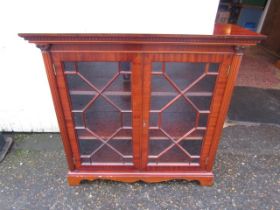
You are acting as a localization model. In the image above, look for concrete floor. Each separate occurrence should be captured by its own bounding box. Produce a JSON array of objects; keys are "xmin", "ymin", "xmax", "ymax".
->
[{"xmin": 0, "ymin": 124, "xmax": 279, "ymax": 210}]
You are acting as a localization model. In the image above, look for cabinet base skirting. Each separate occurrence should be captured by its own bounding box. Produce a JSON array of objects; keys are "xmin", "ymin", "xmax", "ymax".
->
[{"xmin": 67, "ymin": 171, "xmax": 214, "ymax": 186}]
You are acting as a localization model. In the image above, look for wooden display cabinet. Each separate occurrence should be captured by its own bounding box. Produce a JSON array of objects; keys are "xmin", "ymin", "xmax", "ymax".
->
[{"xmin": 19, "ymin": 24, "xmax": 265, "ymax": 186}]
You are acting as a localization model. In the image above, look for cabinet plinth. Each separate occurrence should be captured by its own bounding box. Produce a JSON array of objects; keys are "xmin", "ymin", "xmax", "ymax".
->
[{"xmin": 19, "ymin": 24, "xmax": 265, "ymax": 186}]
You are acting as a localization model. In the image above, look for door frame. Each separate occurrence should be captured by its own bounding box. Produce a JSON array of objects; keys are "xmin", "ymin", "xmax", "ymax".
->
[
  {"xmin": 141, "ymin": 53, "xmax": 232, "ymax": 171},
  {"xmin": 51, "ymin": 52, "xmax": 143, "ymax": 170},
  {"xmin": 49, "ymin": 51, "xmax": 232, "ymax": 172}
]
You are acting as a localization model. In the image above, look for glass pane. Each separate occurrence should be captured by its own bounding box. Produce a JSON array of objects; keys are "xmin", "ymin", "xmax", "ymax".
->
[
  {"xmin": 78, "ymin": 62, "xmax": 118, "ymax": 90},
  {"xmin": 90, "ymin": 145, "xmax": 124, "ymax": 163},
  {"xmin": 73, "ymin": 112, "xmax": 83, "ymax": 127},
  {"xmin": 151, "ymin": 95, "xmax": 175, "ymax": 111},
  {"xmin": 69, "ymin": 94, "xmax": 95, "ymax": 111},
  {"xmin": 161, "ymin": 97, "xmax": 196, "ymax": 139},
  {"xmin": 178, "ymin": 140, "xmax": 202, "ymax": 156},
  {"xmin": 120, "ymin": 62, "xmax": 131, "ymax": 71},
  {"xmin": 151, "ymin": 75, "xmax": 176, "ymax": 92},
  {"xmin": 150, "ymin": 75, "xmax": 177, "ymax": 111},
  {"xmin": 85, "ymin": 96, "xmax": 121, "ymax": 138},
  {"xmin": 63, "ymin": 62, "xmax": 76, "ymax": 72},
  {"xmin": 152, "ymin": 62, "xmax": 163, "ymax": 72},
  {"xmin": 120, "ymin": 62, "xmax": 131, "ymax": 81},
  {"xmin": 188, "ymin": 75, "xmax": 217, "ymax": 92},
  {"xmin": 76, "ymin": 128, "xmax": 92, "ymax": 139},
  {"xmin": 209, "ymin": 63, "xmax": 219, "ymax": 72},
  {"xmin": 148, "ymin": 61, "xmax": 219, "ymax": 166},
  {"xmin": 106, "ymin": 95, "xmax": 131, "ymax": 111},
  {"xmin": 66, "ymin": 74, "xmax": 93, "ymax": 91},
  {"xmin": 166, "ymin": 62, "xmax": 205, "ymax": 90},
  {"xmin": 122, "ymin": 112, "xmax": 132, "ymax": 127},
  {"xmin": 64, "ymin": 61, "xmax": 133, "ymax": 165},
  {"xmin": 79, "ymin": 139, "xmax": 102, "ymax": 156},
  {"xmin": 108, "ymin": 139, "xmax": 132, "ymax": 156},
  {"xmin": 105, "ymin": 76, "xmax": 131, "ymax": 92},
  {"xmin": 198, "ymin": 113, "xmax": 209, "ymax": 127},
  {"xmin": 186, "ymin": 129, "xmax": 205, "ymax": 140},
  {"xmin": 149, "ymin": 139, "xmax": 173, "ymax": 156},
  {"xmin": 149, "ymin": 146, "xmax": 191, "ymax": 164},
  {"xmin": 187, "ymin": 96, "xmax": 212, "ymax": 111},
  {"xmin": 149, "ymin": 129, "xmax": 171, "ymax": 156},
  {"xmin": 149, "ymin": 112, "xmax": 159, "ymax": 127}
]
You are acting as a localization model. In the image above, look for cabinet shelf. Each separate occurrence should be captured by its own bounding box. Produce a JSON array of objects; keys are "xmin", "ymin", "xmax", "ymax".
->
[
  {"xmin": 70, "ymin": 90, "xmax": 213, "ymax": 97},
  {"xmin": 78, "ymin": 135, "xmax": 203, "ymax": 141}
]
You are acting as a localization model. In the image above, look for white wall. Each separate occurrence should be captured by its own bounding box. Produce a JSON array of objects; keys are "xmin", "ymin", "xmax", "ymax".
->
[{"xmin": 0, "ymin": 0, "xmax": 219, "ymax": 132}]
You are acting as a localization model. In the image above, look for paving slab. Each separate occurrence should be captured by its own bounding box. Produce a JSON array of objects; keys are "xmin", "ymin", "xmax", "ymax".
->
[
  {"xmin": 236, "ymin": 46, "xmax": 280, "ymax": 89},
  {"xmin": 0, "ymin": 125, "xmax": 279, "ymax": 209},
  {"xmin": 229, "ymin": 87, "xmax": 280, "ymax": 125}
]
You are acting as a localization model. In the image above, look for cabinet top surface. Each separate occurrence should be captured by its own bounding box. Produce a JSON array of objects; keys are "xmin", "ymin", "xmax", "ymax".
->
[{"xmin": 19, "ymin": 24, "xmax": 266, "ymax": 46}]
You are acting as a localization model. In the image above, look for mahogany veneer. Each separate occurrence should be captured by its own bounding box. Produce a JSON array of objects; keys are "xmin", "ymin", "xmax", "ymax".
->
[{"xmin": 19, "ymin": 24, "xmax": 265, "ymax": 186}]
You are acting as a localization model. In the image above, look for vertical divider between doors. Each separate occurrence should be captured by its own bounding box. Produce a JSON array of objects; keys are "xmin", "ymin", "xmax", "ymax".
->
[
  {"xmin": 140, "ymin": 54, "xmax": 152, "ymax": 169},
  {"xmin": 132, "ymin": 54, "xmax": 144, "ymax": 169}
]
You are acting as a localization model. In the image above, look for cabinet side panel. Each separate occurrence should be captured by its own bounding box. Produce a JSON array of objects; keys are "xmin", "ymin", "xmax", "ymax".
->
[
  {"xmin": 41, "ymin": 51, "xmax": 75, "ymax": 170},
  {"xmin": 206, "ymin": 53, "xmax": 243, "ymax": 171},
  {"xmin": 199, "ymin": 54, "xmax": 233, "ymax": 169}
]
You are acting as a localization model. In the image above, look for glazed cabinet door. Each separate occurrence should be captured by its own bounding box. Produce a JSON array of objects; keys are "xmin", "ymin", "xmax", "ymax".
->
[
  {"xmin": 142, "ymin": 53, "xmax": 232, "ymax": 170},
  {"xmin": 52, "ymin": 53, "xmax": 142, "ymax": 170}
]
